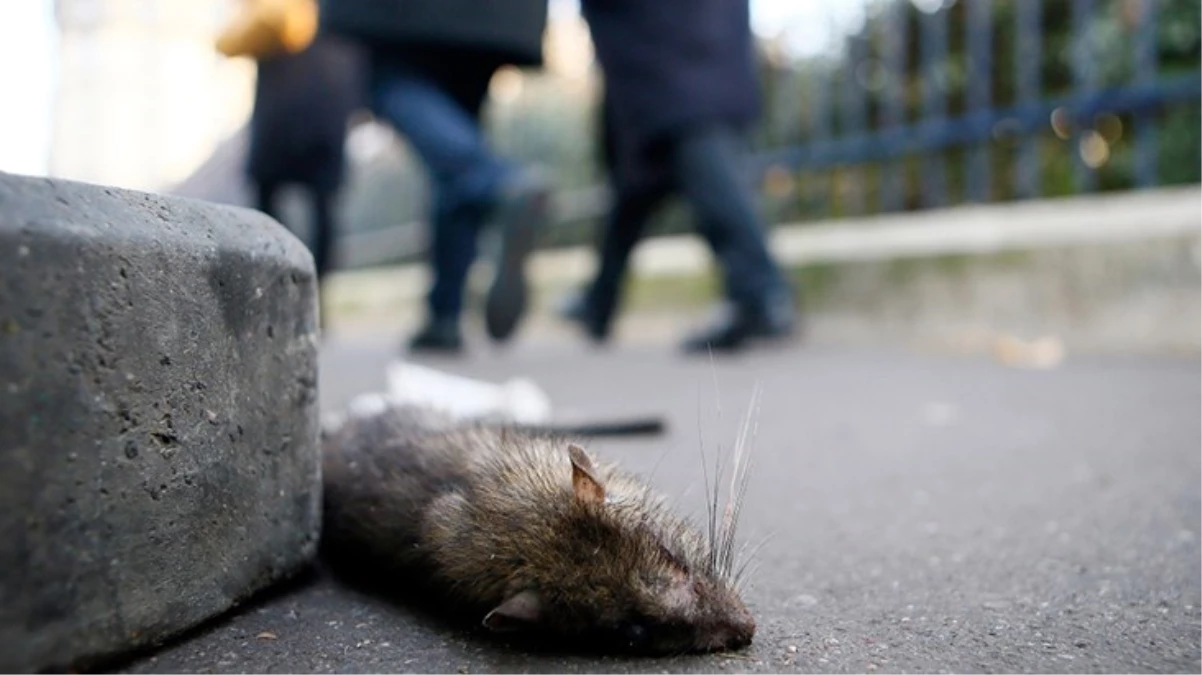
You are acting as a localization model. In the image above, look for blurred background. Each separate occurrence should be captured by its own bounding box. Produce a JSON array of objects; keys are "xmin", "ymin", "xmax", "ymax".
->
[
  {"xmin": 2, "ymin": 5, "xmax": 1197, "ymax": 672},
  {"xmin": 2, "ymin": 0, "xmax": 1197, "ymax": 267}
]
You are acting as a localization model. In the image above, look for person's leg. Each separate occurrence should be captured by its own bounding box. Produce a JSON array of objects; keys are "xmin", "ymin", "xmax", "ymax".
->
[
  {"xmin": 573, "ymin": 182, "xmax": 667, "ymax": 341},
  {"xmin": 309, "ymin": 185, "xmax": 336, "ymax": 281},
  {"xmin": 412, "ymin": 53, "xmax": 550, "ymax": 345},
  {"xmin": 371, "ymin": 59, "xmax": 506, "ymax": 212},
  {"xmin": 255, "ymin": 181, "xmax": 282, "ymax": 222},
  {"xmin": 371, "ymin": 54, "xmax": 547, "ymax": 349},
  {"xmin": 561, "ymin": 101, "xmax": 668, "ymax": 342},
  {"xmin": 303, "ymin": 185, "xmax": 338, "ymax": 332},
  {"xmin": 369, "ymin": 56, "xmax": 506, "ymax": 350},
  {"xmin": 670, "ymin": 125, "xmax": 796, "ymax": 352}
]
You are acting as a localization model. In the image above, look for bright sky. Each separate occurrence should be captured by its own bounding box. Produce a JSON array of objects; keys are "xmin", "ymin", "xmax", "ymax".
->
[
  {"xmin": 0, "ymin": 0, "xmax": 57, "ymax": 177},
  {"xmin": 0, "ymin": 0, "xmax": 868, "ymax": 179}
]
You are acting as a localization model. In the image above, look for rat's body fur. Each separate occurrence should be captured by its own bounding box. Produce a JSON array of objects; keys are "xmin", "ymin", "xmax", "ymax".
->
[{"xmin": 321, "ymin": 403, "xmax": 755, "ymax": 655}]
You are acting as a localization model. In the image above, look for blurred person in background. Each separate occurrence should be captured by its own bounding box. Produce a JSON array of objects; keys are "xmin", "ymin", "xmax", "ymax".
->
[
  {"xmin": 561, "ymin": 0, "xmax": 799, "ymax": 354},
  {"xmin": 318, "ymin": 0, "xmax": 552, "ymax": 355},
  {"xmin": 216, "ymin": 0, "xmax": 367, "ymax": 328}
]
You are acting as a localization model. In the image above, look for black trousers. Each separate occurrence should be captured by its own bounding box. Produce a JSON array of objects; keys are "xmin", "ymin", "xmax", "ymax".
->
[
  {"xmin": 584, "ymin": 124, "xmax": 788, "ymax": 332},
  {"xmin": 255, "ymin": 181, "xmax": 337, "ymax": 281}
]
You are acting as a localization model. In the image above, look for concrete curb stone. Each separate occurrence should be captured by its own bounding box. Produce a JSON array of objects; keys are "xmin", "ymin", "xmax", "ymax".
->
[{"xmin": 0, "ymin": 172, "xmax": 322, "ymax": 672}]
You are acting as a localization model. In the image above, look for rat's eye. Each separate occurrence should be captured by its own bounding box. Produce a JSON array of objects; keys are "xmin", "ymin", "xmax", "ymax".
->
[{"xmin": 622, "ymin": 622, "xmax": 649, "ymax": 647}]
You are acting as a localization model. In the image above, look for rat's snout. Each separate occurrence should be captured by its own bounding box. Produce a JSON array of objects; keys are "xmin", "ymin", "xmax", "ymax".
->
[
  {"xmin": 700, "ymin": 607, "xmax": 756, "ymax": 652},
  {"xmin": 727, "ymin": 606, "xmax": 757, "ymax": 648}
]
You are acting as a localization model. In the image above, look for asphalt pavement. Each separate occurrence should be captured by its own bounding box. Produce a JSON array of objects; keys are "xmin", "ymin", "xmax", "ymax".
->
[{"xmin": 116, "ymin": 334, "xmax": 1201, "ymax": 674}]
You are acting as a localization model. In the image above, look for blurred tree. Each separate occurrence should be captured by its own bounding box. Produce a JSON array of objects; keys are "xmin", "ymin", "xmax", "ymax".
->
[{"xmin": 753, "ymin": 0, "xmax": 1201, "ymax": 217}]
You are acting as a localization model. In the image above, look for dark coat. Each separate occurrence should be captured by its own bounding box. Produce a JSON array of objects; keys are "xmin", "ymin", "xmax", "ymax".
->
[
  {"xmin": 582, "ymin": 0, "xmax": 762, "ymax": 191},
  {"xmin": 317, "ymin": 0, "xmax": 548, "ymax": 67},
  {"xmin": 247, "ymin": 34, "xmax": 368, "ymax": 190}
]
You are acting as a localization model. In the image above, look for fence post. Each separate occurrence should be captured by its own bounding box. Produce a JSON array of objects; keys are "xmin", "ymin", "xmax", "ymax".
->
[
  {"xmin": 1071, "ymin": 0, "xmax": 1099, "ymax": 193},
  {"xmin": 920, "ymin": 4, "xmax": 949, "ymax": 208},
  {"xmin": 1133, "ymin": 0, "xmax": 1159, "ymax": 188},
  {"xmin": 771, "ymin": 57, "xmax": 801, "ymax": 148},
  {"xmin": 966, "ymin": 0, "xmax": 993, "ymax": 203},
  {"xmin": 1014, "ymin": 0, "xmax": 1042, "ymax": 200},
  {"xmin": 809, "ymin": 55, "xmax": 835, "ymax": 219},
  {"xmin": 879, "ymin": 0, "xmax": 909, "ymax": 213},
  {"xmin": 840, "ymin": 30, "xmax": 868, "ymax": 215}
]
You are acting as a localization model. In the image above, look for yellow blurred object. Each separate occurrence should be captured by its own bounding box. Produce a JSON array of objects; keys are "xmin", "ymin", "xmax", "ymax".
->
[
  {"xmin": 216, "ymin": 0, "xmax": 319, "ymax": 59},
  {"xmin": 993, "ymin": 334, "xmax": 1065, "ymax": 370}
]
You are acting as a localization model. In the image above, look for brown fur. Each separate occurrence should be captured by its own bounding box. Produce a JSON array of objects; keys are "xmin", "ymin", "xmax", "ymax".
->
[{"xmin": 321, "ymin": 403, "xmax": 755, "ymax": 655}]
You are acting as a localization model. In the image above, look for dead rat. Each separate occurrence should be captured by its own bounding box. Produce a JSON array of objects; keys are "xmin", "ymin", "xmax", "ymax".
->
[{"xmin": 320, "ymin": 401, "xmax": 758, "ymax": 656}]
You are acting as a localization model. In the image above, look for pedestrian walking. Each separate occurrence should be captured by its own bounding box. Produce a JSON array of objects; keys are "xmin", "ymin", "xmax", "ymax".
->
[
  {"xmin": 217, "ymin": 0, "xmax": 367, "ymax": 325},
  {"xmin": 562, "ymin": 0, "xmax": 798, "ymax": 353},
  {"xmin": 319, "ymin": 0, "xmax": 553, "ymax": 354}
]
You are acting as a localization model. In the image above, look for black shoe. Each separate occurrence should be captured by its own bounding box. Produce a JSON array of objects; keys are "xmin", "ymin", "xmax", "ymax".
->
[
  {"xmin": 680, "ymin": 296, "xmax": 797, "ymax": 354},
  {"xmin": 484, "ymin": 170, "xmax": 552, "ymax": 344},
  {"xmin": 557, "ymin": 289, "xmax": 610, "ymax": 344},
  {"xmin": 407, "ymin": 318, "xmax": 464, "ymax": 354}
]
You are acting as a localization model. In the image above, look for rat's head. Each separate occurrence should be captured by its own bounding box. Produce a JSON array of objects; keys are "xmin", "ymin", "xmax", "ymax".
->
[{"xmin": 480, "ymin": 444, "xmax": 756, "ymax": 656}]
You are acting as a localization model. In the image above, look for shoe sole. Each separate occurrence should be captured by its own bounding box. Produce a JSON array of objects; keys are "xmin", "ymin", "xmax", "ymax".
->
[
  {"xmin": 407, "ymin": 342, "xmax": 464, "ymax": 355},
  {"xmin": 485, "ymin": 187, "xmax": 548, "ymax": 343},
  {"xmin": 680, "ymin": 326, "xmax": 800, "ymax": 355},
  {"xmin": 406, "ymin": 334, "xmax": 464, "ymax": 355}
]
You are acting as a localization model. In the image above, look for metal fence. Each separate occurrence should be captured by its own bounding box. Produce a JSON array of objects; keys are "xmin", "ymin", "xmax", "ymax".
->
[{"xmin": 749, "ymin": 0, "xmax": 1201, "ymax": 217}]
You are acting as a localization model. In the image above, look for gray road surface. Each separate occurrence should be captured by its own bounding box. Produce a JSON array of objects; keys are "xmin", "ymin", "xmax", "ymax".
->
[{"xmin": 116, "ymin": 336, "xmax": 1201, "ymax": 674}]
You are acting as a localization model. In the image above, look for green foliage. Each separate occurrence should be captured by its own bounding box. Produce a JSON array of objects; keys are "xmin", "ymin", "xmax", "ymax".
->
[{"xmin": 752, "ymin": 0, "xmax": 1201, "ymax": 223}]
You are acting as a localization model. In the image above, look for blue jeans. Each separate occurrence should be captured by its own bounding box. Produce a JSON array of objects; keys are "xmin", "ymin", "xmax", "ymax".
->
[{"xmin": 370, "ymin": 56, "xmax": 513, "ymax": 321}]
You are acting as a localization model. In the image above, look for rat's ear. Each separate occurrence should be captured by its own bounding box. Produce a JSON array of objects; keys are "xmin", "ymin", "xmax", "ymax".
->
[
  {"xmin": 567, "ymin": 443, "xmax": 605, "ymax": 504},
  {"xmin": 482, "ymin": 590, "xmax": 542, "ymax": 632}
]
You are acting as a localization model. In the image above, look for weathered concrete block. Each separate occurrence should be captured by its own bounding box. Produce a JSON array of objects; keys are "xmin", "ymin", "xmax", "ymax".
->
[{"xmin": 0, "ymin": 172, "xmax": 321, "ymax": 671}]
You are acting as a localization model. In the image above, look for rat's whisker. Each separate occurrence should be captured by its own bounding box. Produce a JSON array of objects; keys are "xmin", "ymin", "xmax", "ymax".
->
[
  {"xmin": 717, "ymin": 383, "xmax": 761, "ymax": 579},
  {"xmin": 696, "ymin": 384, "xmax": 717, "ymax": 577}
]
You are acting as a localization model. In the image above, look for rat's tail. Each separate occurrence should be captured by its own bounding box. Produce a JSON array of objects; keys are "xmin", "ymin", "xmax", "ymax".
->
[{"xmin": 505, "ymin": 416, "xmax": 668, "ymax": 438}]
